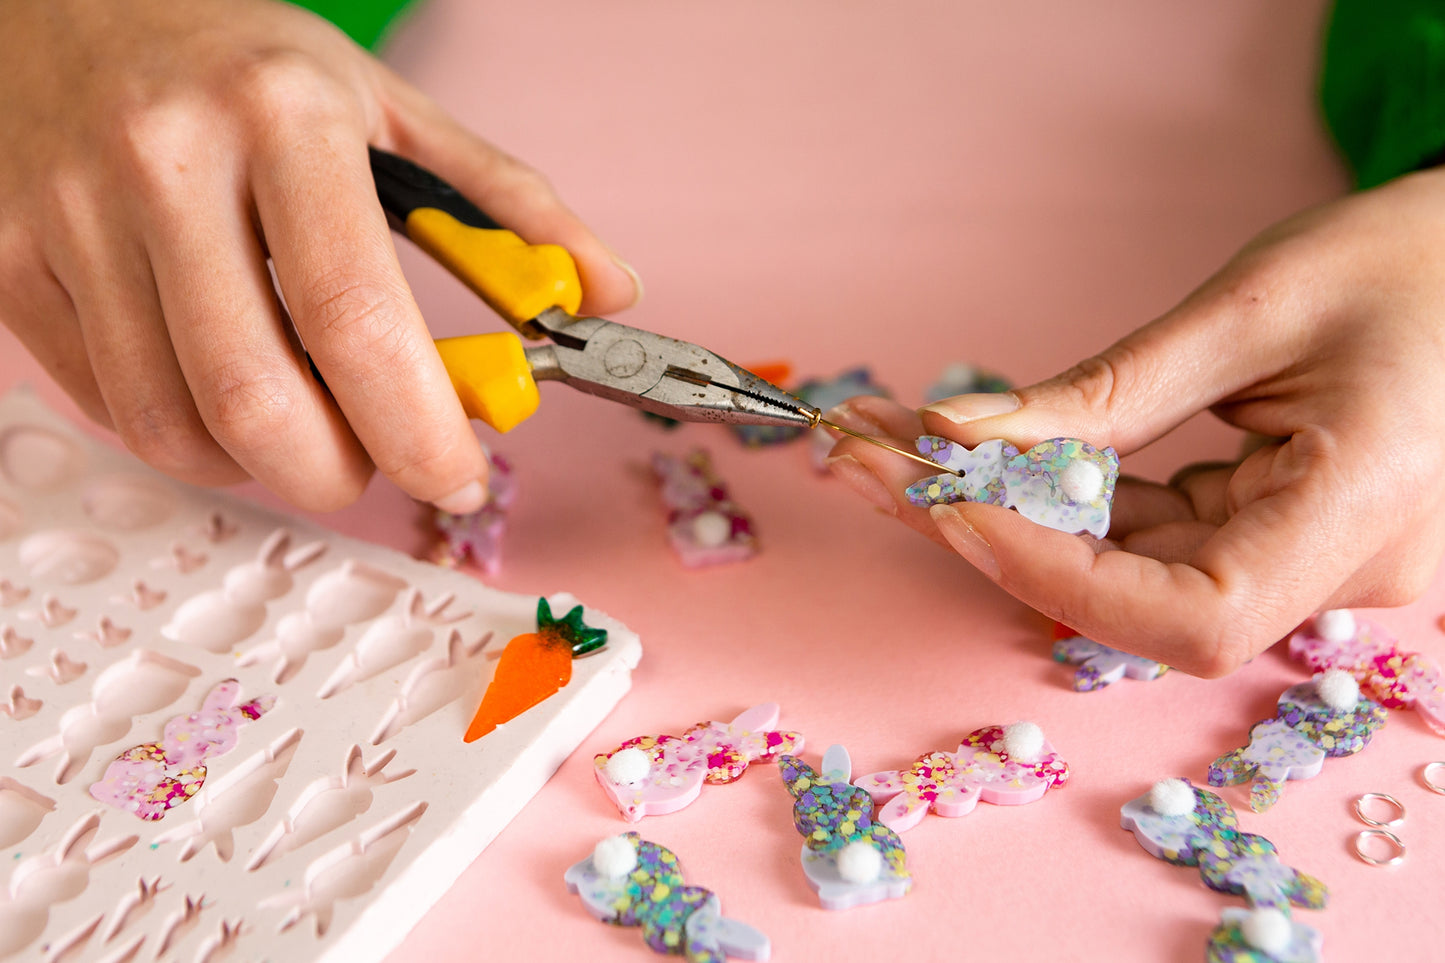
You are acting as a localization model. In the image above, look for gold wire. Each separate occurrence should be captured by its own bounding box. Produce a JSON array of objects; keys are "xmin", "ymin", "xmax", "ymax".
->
[{"xmin": 817, "ymin": 419, "xmax": 960, "ymax": 475}]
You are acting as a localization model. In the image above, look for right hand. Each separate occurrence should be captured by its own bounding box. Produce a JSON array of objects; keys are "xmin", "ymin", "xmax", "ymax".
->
[{"xmin": 0, "ymin": 0, "xmax": 641, "ymax": 513}]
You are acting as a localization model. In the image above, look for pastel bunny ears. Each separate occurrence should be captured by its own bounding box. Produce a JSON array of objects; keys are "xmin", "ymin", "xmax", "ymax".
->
[
  {"xmin": 565, "ymin": 833, "xmax": 769, "ymax": 962},
  {"xmin": 593, "ymin": 704, "xmax": 802, "ymax": 822},
  {"xmin": 1122, "ymin": 779, "xmax": 1327, "ymax": 963},
  {"xmin": 777, "ymin": 747, "xmax": 911, "ymax": 911},
  {"xmin": 904, "ymin": 436, "xmax": 1119, "ymax": 537}
]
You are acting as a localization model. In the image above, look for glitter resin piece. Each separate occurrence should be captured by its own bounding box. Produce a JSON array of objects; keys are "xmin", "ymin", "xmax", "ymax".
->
[
  {"xmin": 652, "ymin": 450, "xmax": 757, "ymax": 568},
  {"xmin": 564, "ymin": 833, "xmax": 770, "ymax": 962},
  {"xmin": 1053, "ymin": 633, "xmax": 1168, "ymax": 691},
  {"xmin": 431, "ymin": 448, "xmax": 515, "ymax": 576},
  {"xmin": 778, "ymin": 746, "xmax": 911, "ymax": 910},
  {"xmin": 1121, "ymin": 780, "xmax": 1329, "ymax": 918},
  {"xmin": 924, "ymin": 362, "xmax": 1012, "ymax": 404},
  {"xmin": 905, "ymin": 436, "xmax": 1119, "ymax": 537},
  {"xmin": 88, "ymin": 679, "xmax": 274, "ymax": 820},
  {"xmin": 1119, "ymin": 780, "xmax": 1239, "ymax": 866},
  {"xmin": 1207, "ymin": 908, "xmax": 1322, "ymax": 963},
  {"xmin": 1288, "ymin": 610, "xmax": 1445, "ymax": 736},
  {"xmin": 1208, "ymin": 678, "xmax": 1387, "ymax": 812},
  {"xmin": 594, "ymin": 704, "xmax": 803, "ymax": 821},
  {"xmin": 1197, "ymin": 833, "xmax": 1328, "ymax": 912},
  {"xmin": 854, "ymin": 724, "xmax": 1069, "ymax": 833}
]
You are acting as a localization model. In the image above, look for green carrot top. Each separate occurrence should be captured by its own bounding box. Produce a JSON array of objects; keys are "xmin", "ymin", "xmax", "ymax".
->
[{"xmin": 535, "ymin": 598, "xmax": 608, "ymax": 657}]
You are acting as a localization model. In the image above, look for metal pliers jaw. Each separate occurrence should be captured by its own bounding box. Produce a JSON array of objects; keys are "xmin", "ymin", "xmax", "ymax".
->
[{"xmin": 523, "ymin": 307, "xmax": 822, "ymax": 428}]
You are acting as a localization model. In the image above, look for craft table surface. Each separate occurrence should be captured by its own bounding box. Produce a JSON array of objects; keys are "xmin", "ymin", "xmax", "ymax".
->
[{"xmin": 3, "ymin": 2, "xmax": 1439, "ymax": 960}]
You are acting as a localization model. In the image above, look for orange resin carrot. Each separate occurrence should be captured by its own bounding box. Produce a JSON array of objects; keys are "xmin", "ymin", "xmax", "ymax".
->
[{"xmin": 464, "ymin": 598, "xmax": 608, "ymax": 742}]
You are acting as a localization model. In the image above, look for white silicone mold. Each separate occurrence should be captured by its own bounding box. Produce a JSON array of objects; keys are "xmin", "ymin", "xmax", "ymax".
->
[{"xmin": 0, "ymin": 387, "xmax": 642, "ymax": 963}]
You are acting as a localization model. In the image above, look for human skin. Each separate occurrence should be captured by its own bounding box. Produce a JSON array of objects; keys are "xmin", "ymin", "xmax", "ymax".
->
[
  {"xmin": 0, "ymin": 0, "xmax": 640, "ymax": 514},
  {"xmin": 827, "ymin": 167, "xmax": 1445, "ymax": 677}
]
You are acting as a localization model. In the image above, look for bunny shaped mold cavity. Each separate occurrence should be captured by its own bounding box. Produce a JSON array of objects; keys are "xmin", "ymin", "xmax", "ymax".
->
[
  {"xmin": 778, "ymin": 746, "xmax": 910, "ymax": 910},
  {"xmin": 593, "ymin": 703, "xmax": 802, "ymax": 821},
  {"xmin": 564, "ymin": 833, "xmax": 770, "ymax": 962},
  {"xmin": 162, "ymin": 529, "xmax": 326, "ymax": 653},
  {"xmin": 904, "ymin": 435, "xmax": 1119, "ymax": 537}
]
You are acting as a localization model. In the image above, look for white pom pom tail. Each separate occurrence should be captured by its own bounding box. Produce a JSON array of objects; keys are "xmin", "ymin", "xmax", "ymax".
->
[
  {"xmin": 1240, "ymin": 908, "xmax": 1292, "ymax": 954},
  {"xmin": 835, "ymin": 841, "xmax": 883, "ymax": 884},
  {"xmin": 592, "ymin": 835, "xmax": 639, "ymax": 879},
  {"xmin": 1315, "ymin": 668, "xmax": 1360, "ymax": 712},
  {"xmin": 606, "ymin": 747, "xmax": 652, "ymax": 786},
  {"xmin": 1002, "ymin": 721, "xmax": 1045, "ymax": 763},
  {"xmin": 1059, "ymin": 459, "xmax": 1105, "ymax": 503},
  {"xmin": 1314, "ymin": 609, "xmax": 1356, "ymax": 643},
  {"xmin": 1147, "ymin": 778, "xmax": 1196, "ymax": 817},
  {"xmin": 691, "ymin": 511, "xmax": 732, "ymax": 549}
]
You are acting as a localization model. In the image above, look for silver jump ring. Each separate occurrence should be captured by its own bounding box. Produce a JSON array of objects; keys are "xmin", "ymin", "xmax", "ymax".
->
[
  {"xmin": 1353, "ymin": 792, "xmax": 1406, "ymax": 827},
  {"xmin": 1423, "ymin": 762, "xmax": 1445, "ymax": 796},
  {"xmin": 1353, "ymin": 828, "xmax": 1405, "ymax": 866}
]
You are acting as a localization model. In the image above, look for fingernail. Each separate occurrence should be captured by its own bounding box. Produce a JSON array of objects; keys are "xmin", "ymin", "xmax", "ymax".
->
[
  {"xmin": 434, "ymin": 480, "xmax": 487, "ymax": 515},
  {"xmin": 930, "ymin": 504, "xmax": 1000, "ymax": 579},
  {"xmin": 824, "ymin": 402, "xmax": 885, "ymax": 435},
  {"xmin": 827, "ymin": 454, "xmax": 896, "ymax": 514},
  {"xmin": 921, "ymin": 392, "xmax": 1020, "ymax": 425},
  {"xmin": 612, "ymin": 254, "xmax": 644, "ymax": 308}
]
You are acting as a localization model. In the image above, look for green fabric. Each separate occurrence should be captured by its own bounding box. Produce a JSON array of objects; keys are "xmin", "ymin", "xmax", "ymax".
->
[
  {"xmin": 289, "ymin": 0, "xmax": 415, "ymax": 50},
  {"xmin": 1322, "ymin": 0, "xmax": 1445, "ymax": 188}
]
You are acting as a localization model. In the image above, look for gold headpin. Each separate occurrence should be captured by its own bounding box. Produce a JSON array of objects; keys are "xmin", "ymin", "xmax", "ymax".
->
[{"xmin": 818, "ymin": 419, "xmax": 962, "ymax": 475}]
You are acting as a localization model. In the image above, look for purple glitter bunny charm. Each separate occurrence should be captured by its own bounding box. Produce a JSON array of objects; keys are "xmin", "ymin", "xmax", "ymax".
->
[
  {"xmin": 905, "ymin": 436, "xmax": 1119, "ymax": 536},
  {"xmin": 565, "ymin": 833, "xmax": 769, "ymax": 962},
  {"xmin": 1208, "ymin": 671, "xmax": 1387, "ymax": 812}
]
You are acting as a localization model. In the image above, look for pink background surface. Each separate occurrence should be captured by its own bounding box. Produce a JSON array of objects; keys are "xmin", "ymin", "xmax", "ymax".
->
[{"xmin": 3, "ymin": 1, "xmax": 1442, "ymax": 960}]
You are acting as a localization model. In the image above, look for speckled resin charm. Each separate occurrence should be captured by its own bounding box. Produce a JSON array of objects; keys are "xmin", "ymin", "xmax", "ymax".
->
[
  {"xmin": 1208, "ymin": 675, "xmax": 1387, "ymax": 811},
  {"xmin": 904, "ymin": 436, "xmax": 1119, "ymax": 537},
  {"xmin": 88, "ymin": 679, "xmax": 273, "ymax": 820},
  {"xmin": 431, "ymin": 447, "xmax": 515, "ymax": 576},
  {"xmin": 853, "ymin": 723, "xmax": 1068, "ymax": 833},
  {"xmin": 1121, "ymin": 779, "xmax": 1328, "ymax": 914},
  {"xmin": 778, "ymin": 746, "xmax": 910, "ymax": 910},
  {"xmin": 1207, "ymin": 908, "xmax": 1323, "ymax": 963},
  {"xmin": 565, "ymin": 833, "xmax": 770, "ymax": 962},
  {"xmin": 1053, "ymin": 630, "xmax": 1168, "ymax": 691},
  {"xmin": 1289, "ymin": 609, "xmax": 1445, "ymax": 736},
  {"xmin": 594, "ymin": 704, "xmax": 803, "ymax": 821},
  {"xmin": 652, "ymin": 450, "xmax": 757, "ymax": 568}
]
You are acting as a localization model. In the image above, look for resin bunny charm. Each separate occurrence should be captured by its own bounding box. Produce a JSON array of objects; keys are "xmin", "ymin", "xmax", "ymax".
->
[
  {"xmin": 778, "ymin": 747, "xmax": 910, "ymax": 910},
  {"xmin": 565, "ymin": 833, "xmax": 770, "ymax": 962},
  {"xmin": 904, "ymin": 436, "xmax": 1119, "ymax": 537},
  {"xmin": 1052, "ymin": 626, "xmax": 1168, "ymax": 691},
  {"xmin": 1121, "ymin": 778, "xmax": 1328, "ymax": 912},
  {"xmin": 594, "ymin": 704, "xmax": 802, "ymax": 821},
  {"xmin": 1207, "ymin": 908, "xmax": 1323, "ymax": 963},
  {"xmin": 1208, "ymin": 670, "xmax": 1387, "ymax": 812},
  {"xmin": 89, "ymin": 679, "xmax": 274, "ymax": 820},
  {"xmin": 854, "ymin": 722, "xmax": 1069, "ymax": 832}
]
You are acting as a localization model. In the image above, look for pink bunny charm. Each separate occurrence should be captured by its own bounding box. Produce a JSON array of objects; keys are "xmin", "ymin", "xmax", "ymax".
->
[
  {"xmin": 593, "ymin": 703, "xmax": 803, "ymax": 821},
  {"xmin": 89, "ymin": 679, "xmax": 274, "ymax": 821},
  {"xmin": 854, "ymin": 723, "xmax": 1069, "ymax": 832}
]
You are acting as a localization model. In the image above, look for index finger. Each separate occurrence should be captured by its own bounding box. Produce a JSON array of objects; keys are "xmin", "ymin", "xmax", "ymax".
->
[
  {"xmin": 253, "ymin": 130, "xmax": 488, "ymax": 512},
  {"xmin": 930, "ymin": 429, "xmax": 1376, "ymax": 676}
]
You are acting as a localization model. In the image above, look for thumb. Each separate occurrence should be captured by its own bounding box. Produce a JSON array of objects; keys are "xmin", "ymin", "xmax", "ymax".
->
[
  {"xmin": 370, "ymin": 66, "xmax": 642, "ymax": 317},
  {"xmin": 918, "ymin": 290, "xmax": 1283, "ymax": 455}
]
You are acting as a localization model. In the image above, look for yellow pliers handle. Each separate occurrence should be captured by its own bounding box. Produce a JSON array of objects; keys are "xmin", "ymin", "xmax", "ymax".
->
[{"xmin": 370, "ymin": 147, "xmax": 577, "ymax": 432}]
